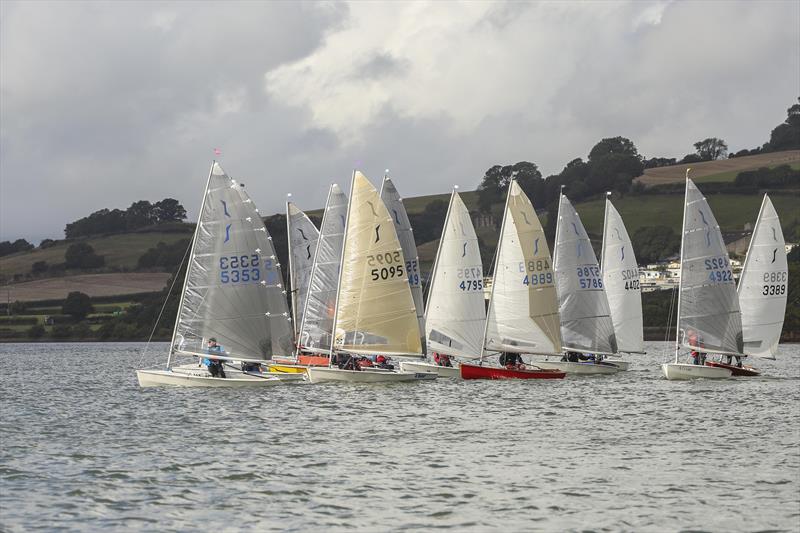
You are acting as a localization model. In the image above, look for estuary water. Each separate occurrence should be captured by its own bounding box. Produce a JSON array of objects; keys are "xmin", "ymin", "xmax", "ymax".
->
[{"xmin": 1, "ymin": 342, "xmax": 798, "ymax": 532}]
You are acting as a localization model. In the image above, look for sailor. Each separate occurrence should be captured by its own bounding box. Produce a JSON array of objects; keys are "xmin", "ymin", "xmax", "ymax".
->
[
  {"xmin": 433, "ymin": 352, "xmax": 452, "ymax": 367},
  {"xmin": 375, "ymin": 354, "xmax": 394, "ymax": 369},
  {"xmin": 734, "ymin": 355, "xmax": 743, "ymax": 368},
  {"xmin": 205, "ymin": 338, "xmax": 226, "ymax": 378},
  {"xmin": 501, "ymin": 352, "xmax": 525, "ymax": 370}
]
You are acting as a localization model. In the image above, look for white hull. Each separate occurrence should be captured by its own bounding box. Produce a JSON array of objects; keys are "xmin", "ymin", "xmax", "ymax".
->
[
  {"xmin": 306, "ymin": 367, "xmax": 437, "ymax": 383},
  {"xmin": 536, "ymin": 361, "xmax": 620, "ymax": 375},
  {"xmin": 604, "ymin": 358, "xmax": 630, "ymax": 371},
  {"xmin": 662, "ymin": 363, "xmax": 732, "ymax": 380},
  {"xmin": 136, "ymin": 369, "xmax": 295, "ymax": 388},
  {"xmin": 400, "ymin": 361, "xmax": 461, "ymax": 378}
]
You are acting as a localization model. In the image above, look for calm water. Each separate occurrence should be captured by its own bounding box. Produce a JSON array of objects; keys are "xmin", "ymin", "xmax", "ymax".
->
[{"xmin": 1, "ymin": 342, "xmax": 798, "ymax": 532}]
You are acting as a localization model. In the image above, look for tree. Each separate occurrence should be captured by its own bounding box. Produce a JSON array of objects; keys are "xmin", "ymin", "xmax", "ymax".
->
[
  {"xmin": 126, "ymin": 200, "xmax": 157, "ymax": 229},
  {"xmin": 31, "ymin": 261, "xmax": 48, "ymax": 275},
  {"xmin": 154, "ymin": 198, "xmax": 187, "ymax": 223},
  {"xmin": 27, "ymin": 323, "xmax": 45, "ymax": 339},
  {"xmin": 64, "ymin": 242, "xmax": 105, "ymax": 269},
  {"xmin": 631, "ymin": 226, "xmax": 680, "ymax": 264},
  {"xmin": 767, "ymin": 99, "xmax": 800, "ymax": 152},
  {"xmin": 0, "ymin": 239, "xmax": 34, "ymax": 257},
  {"xmin": 588, "ymin": 137, "xmax": 641, "ymax": 162},
  {"xmin": 39, "ymin": 238, "xmax": 57, "ymax": 249},
  {"xmin": 694, "ymin": 138, "xmax": 728, "ymax": 161},
  {"xmin": 62, "ymin": 291, "xmax": 93, "ymax": 320},
  {"xmin": 477, "ymin": 162, "xmax": 543, "ymax": 212}
]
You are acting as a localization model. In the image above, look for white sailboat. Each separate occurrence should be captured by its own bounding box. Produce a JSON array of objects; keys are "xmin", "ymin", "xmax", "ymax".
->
[
  {"xmin": 400, "ymin": 187, "xmax": 484, "ymax": 378},
  {"xmin": 460, "ymin": 180, "xmax": 565, "ymax": 380},
  {"xmin": 137, "ymin": 162, "xmax": 304, "ymax": 387},
  {"xmin": 599, "ymin": 194, "xmax": 644, "ymax": 371},
  {"xmin": 537, "ymin": 191, "xmax": 620, "ymax": 375},
  {"xmin": 737, "ymin": 194, "xmax": 788, "ymax": 360},
  {"xmin": 662, "ymin": 176, "xmax": 740, "ymax": 380},
  {"xmin": 306, "ymin": 171, "xmax": 436, "ymax": 383},
  {"xmin": 380, "ymin": 175, "xmax": 426, "ymax": 354},
  {"xmin": 286, "ymin": 200, "xmax": 319, "ymax": 345}
]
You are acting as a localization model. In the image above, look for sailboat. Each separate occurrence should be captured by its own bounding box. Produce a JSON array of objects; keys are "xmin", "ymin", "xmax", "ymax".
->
[
  {"xmin": 705, "ymin": 194, "xmax": 787, "ymax": 376},
  {"xmin": 286, "ymin": 200, "xmax": 319, "ymax": 346},
  {"xmin": 306, "ymin": 171, "xmax": 437, "ymax": 383},
  {"xmin": 400, "ymin": 187, "xmax": 484, "ymax": 378},
  {"xmin": 536, "ymin": 191, "xmax": 620, "ymax": 375},
  {"xmin": 137, "ymin": 162, "xmax": 304, "ymax": 387},
  {"xmin": 380, "ymin": 175, "xmax": 426, "ymax": 355},
  {"xmin": 599, "ymin": 193, "xmax": 644, "ymax": 371},
  {"xmin": 460, "ymin": 180, "xmax": 566, "ymax": 380},
  {"xmin": 662, "ymin": 175, "xmax": 740, "ymax": 380}
]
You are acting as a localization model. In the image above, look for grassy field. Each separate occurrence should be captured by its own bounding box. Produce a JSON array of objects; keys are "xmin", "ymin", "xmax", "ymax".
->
[
  {"xmin": 636, "ymin": 150, "xmax": 800, "ymax": 185},
  {"xmin": 691, "ymin": 162, "xmax": 800, "ymax": 184},
  {"xmin": 4, "ymin": 273, "xmax": 171, "ymax": 302}
]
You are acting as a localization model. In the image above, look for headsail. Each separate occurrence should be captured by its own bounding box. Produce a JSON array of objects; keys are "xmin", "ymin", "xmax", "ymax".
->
[
  {"xmin": 601, "ymin": 198, "xmax": 644, "ymax": 354},
  {"xmin": 425, "ymin": 189, "xmax": 486, "ymax": 358},
  {"xmin": 298, "ymin": 184, "xmax": 348, "ymax": 353},
  {"xmin": 554, "ymin": 193, "xmax": 617, "ymax": 354},
  {"xmin": 484, "ymin": 181, "xmax": 561, "ymax": 355},
  {"xmin": 380, "ymin": 176, "xmax": 426, "ymax": 353},
  {"xmin": 737, "ymin": 194, "xmax": 787, "ymax": 359},
  {"xmin": 171, "ymin": 162, "xmax": 294, "ymax": 362},
  {"xmin": 287, "ymin": 202, "xmax": 319, "ymax": 338},
  {"xmin": 676, "ymin": 178, "xmax": 743, "ymax": 355},
  {"xmin": 333, "ymin": 171, "xmax": 422, "ymax": 356}
]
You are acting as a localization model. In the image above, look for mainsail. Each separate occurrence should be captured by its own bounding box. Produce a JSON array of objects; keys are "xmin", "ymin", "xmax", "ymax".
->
[
  {"xmin": 601, "ymin": 197, "xmax": 644, "ymax": 354},
  {"xmin": 380, "ymin": 176, "xmax": 426, "ymax": 353},
  {"xmin": 424, "ymin": 189, "xmax": 486, "ymax": 358},
  {"xmin": 333, "ymin": 171, "xmax": 422, "ymax": 356},
  {"xmin": 737, "ymin": 194, "xmax": 787, "ymax": 359},
  {"xmin": 171, "ymin": 162, "xmax": 294, "ymax": 362},
  {"xmin": 554, "ymin": 193, "xmax": 617, "ymax": 354},
  {"xmin": 287, "ymin": 202, "xmax": 319, "ymax": 338},
  {"xmin": 676, "ymin": 178, "xmax": 743, "ymax": 355},
  {"xmin": 484, "ymin": 181, "xmax": 561, "ymax": 355},
  {"xmin": 298, "ymin": 184, "xmax": 348, "ymax": 353}
]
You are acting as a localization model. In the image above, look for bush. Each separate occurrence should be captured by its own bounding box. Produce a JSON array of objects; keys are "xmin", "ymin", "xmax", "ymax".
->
[
  {"xmin": 39, "ymin": 239, "xmax": 57, "ymax": 249},
  {"xmin": 31, "ymin": 261, "xmax": 48, "ymax": 275},
  {"xmin": 51, "ymin": 324, "xmax": 73, "ymax": 338},
  {"xmin": 62, "ymin": 291, "xmax": 93, "ymax": 320},
  {"xmin": 27, "ymin": 324, "xmax": 45, "ymax": 339},
  {"xmin": 64, "ymin": 242, "xmax": 105, "ymax": 269}
]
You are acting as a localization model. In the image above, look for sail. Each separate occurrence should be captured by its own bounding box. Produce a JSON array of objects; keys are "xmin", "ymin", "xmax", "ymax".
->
[
  {"xmin": 554, "ymin": 194, "xmax": 617, "ymax": 354},
  {"xmin": 424, "ymin": 190, "xmax": 486, "ymax": 358},
  {"xmin": 737, "ymin": 194, "xmax": 787, "ymax": 359},
  {"xmin": 298, "ymin": 184, "xmax": 348, "ymax": 353},
  {"xmin": 173, "ymin": 162, "xmax": 294, "ymax": 361},
  {"xmin": 380, "ymin": 177, "xmax": 426, "ymax": 352},
  {"xmin": 287, "ymin": 202, "xmax": 319, "ymax": 337},
  {"xmin": 677, "ymin": 178, "xmax": 743, "ymax": 355},
  {"xmin": 601, "ymin": 199, "xmax": 644, "ymax": 353},
  {"xmin": 484, "ymin": 181, "xmax": 561, "ymax": 355},
  {"xmin": 334, "ymin": 171, "xmax": 422, "ymax": 355}
]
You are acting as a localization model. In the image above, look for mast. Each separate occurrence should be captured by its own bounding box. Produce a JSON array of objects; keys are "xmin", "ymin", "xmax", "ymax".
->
[
  {"xmin": 674, "ymin": 170, "xmax": 691, "ymax": 363},
  {"xmin": 600, "ymin": 192, "xmax": 611, "ymax": 273},
  {"xmin": 166, "ymin": 161, "xmax": 215, "ymax": 370},
  {"xmin": 553, "ymin": 185, "xmax": 565, "ymax": 271},
  {"xmin": 480, "ymin": 179, "xmax": 514, "ymax": 364},
  {"xmin": 329, "ymin": 170, "xmax": 356, "ymax": 366},
  {"xmin": 424, "ymin": 187, "xmax": 457, "ymax": 321}
]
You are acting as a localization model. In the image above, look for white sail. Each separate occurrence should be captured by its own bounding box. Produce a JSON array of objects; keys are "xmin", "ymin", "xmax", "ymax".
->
[
  {"xmin": 171, "ymin": 162, "xmax": 294, "ymax": 362},
  {"xmin": 676, "ymin": 178, "xmax": 743, "ymax": 355},
  {"xmin": 287, "ymin": 202, "xmax": 319, "ymax": 338},
  {"xmin": 601, "ymin": 198, "xmax": 644, "ymax": 354},
  {"xmin": 298, "ymin": 184, "xmax": 347, "ymax": 353},
  {"xmin": 737, "ymin": 194, "xmax": 787, "ymax": 359},
  {"xmin": 380, "ymin": 176, "xmax": 426, "ymax": 352},
  {"xmin": 333, "ymin": 171, "xmax": 422, "ymax": 356},
  {"xmin": 424, "ymin": 189, "xmax": 486, "ymax": 358},
  {"xmin": 554, "ymin": 193, "xmax": 617, "ymax": 354},
  {"xmin": 484, "ymin": 181, "xmax": 561, "ymax": 355}
]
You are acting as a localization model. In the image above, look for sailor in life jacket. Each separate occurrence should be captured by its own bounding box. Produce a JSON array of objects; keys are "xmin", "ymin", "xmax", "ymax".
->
[{"xmin": 433, "ymin": 352, "xmax": 452, "ymax": 367}]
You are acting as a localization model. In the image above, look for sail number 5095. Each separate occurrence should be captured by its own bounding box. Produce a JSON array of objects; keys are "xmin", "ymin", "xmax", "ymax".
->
[{"xmin": 368, "ymin": 252, "xmax": 404, "ymax": 281}]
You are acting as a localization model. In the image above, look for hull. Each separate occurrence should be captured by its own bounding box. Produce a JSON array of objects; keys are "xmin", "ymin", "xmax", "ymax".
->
[
  {"xmin": 536, "ymin": 361, "xmax": 620, "ymax": 375},
  {"xmin": 460, "ymin": 362, "xmax": 565, "ymax": 380},
  {"xmin": 267, "ymin": 363, "xmax": 308, "ymax": 374},
  {"xmin": 661, "ymin": 363, "xmax": 733, "ymax": 380},
  {"xmin": 706, "ymin": 361, "xmax": 760, "ymax": 377},
  {"xmin": 400, "ymin": 361, "xmax": 461, "ymax": 378},
  {"xmin": 306, "ymin": 367, "xmax": 437, "ymax": 383},
  {"xmin": 298, "ymin": 354, "xmax": 330, "ymax": 367},
  {"xmin": 604, "ymin": 358, "xmax": 630, "ymax": 371},
  {"xmin": 137, "ymin": 369, "xmax": 289, "ymax": 388}
]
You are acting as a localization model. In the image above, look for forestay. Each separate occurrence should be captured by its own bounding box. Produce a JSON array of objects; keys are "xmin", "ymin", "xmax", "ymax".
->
[
  {"xmin": 737, "ymin": 194, "xmax": 787, "ymax": 359},
  {"xmin": 380, "ymin": 176, "xmax": 426, "ymax": 352},
  {"xmin": 554, "ymin": 194, "xmax": 617, "ymax": 354},
  {"xmin": 172, "ymin": 162, "xmax": 294, "ymax": 362},
  {"xmin": 333, "ymin": 171, "xmax": 422, "ymax": 356},
  {"xmin": 287, "ymin": 202, "xmax": 319, "ymax": 338},
  {"xmin": 484, "ymin": 181, "xmax": 561, "ymax": 355},
  {"xmin": 299, "ymin": 184, "xmax": 347, "ymax": 353},
  {"xmin": 677, "ymin": 178, "xmax": 743, "ymax": 355},
  {"xmin": 425, "ymin": 190, "xmax": 486, "ymax": 358},
  {"xmin": 601, "ymin": 198, "xmax": 644, "ymax": 354}
]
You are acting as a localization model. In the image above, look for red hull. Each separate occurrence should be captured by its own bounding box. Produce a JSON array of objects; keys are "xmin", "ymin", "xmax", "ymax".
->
[
  {"xmin": 460, "ymin": 362, "xmax": 566, "ymax": 380},
  {"xmin": 705, "ymin": 361, "xmax": 760, "ymax": 376}
]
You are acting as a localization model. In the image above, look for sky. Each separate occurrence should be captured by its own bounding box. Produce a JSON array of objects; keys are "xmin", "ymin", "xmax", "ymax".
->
[{"xmin": 1, "ymin": 0, "xmax": 798, "ymax": 243}]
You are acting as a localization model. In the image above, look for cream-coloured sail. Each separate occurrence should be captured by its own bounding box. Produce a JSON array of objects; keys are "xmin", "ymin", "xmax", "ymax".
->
[
  {"xmin": 484, "ymin": 181, "xmax": 561, "ymax": 355},
  {"xmin": 738, "ymin": 194, "xmax": 787, "ymax": 359},
  {"xmin": 333, "ymin": 171, "xmax": 422, "ymax": 355},
  {"xmin": 425, "ymin": 189, "xmax": 486, "ymax": 358}
]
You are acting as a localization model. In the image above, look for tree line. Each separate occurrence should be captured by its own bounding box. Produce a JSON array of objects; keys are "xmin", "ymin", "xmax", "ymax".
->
[{"xmin": 64, "ymin": 198, "xmax": 187, "ymax": 239}]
